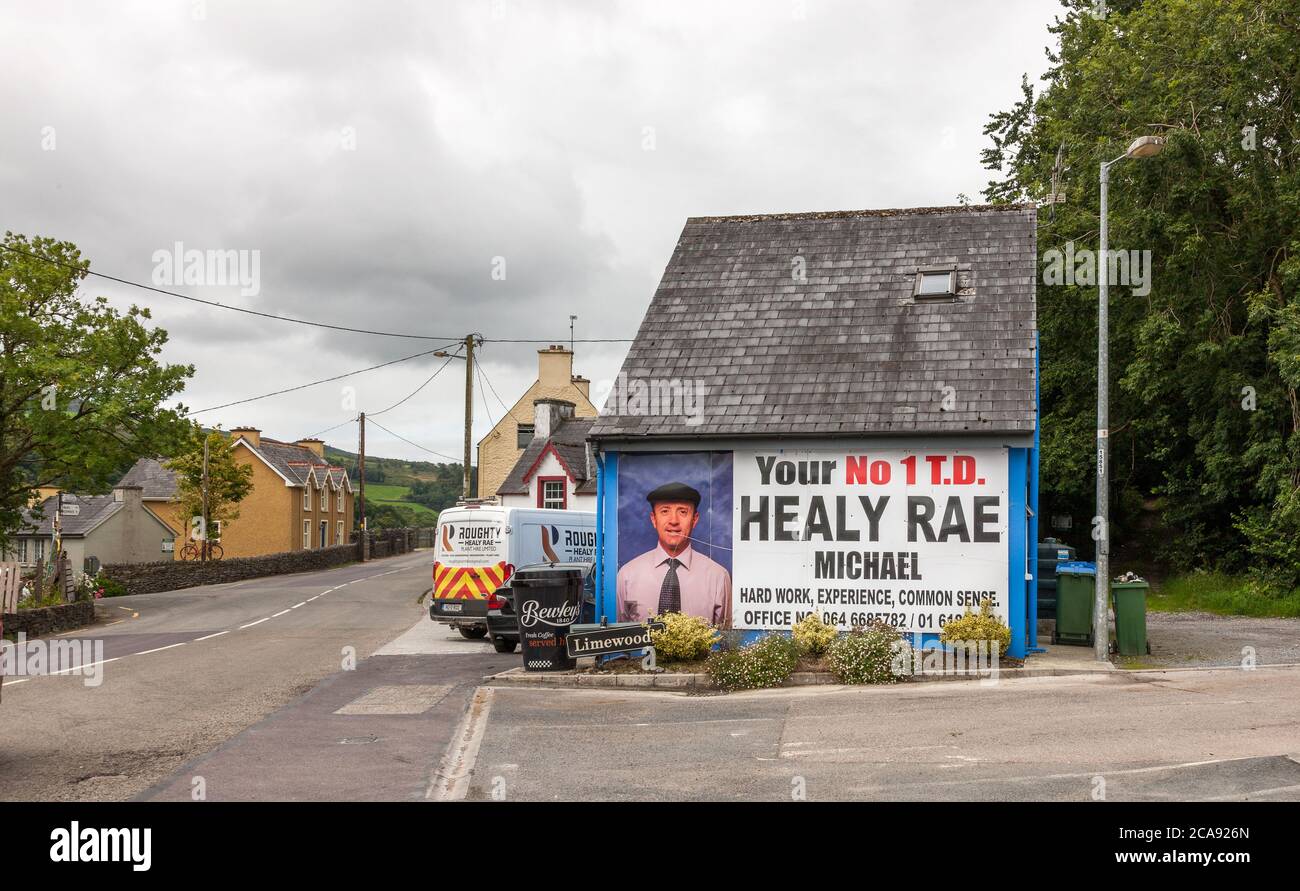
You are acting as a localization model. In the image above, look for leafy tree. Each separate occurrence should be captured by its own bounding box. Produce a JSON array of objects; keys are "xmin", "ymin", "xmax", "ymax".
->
[
  {"xmin": 0, "ymin": 233, "xmax": 193, "ymax": 552},
  {"xmin": 981, "ymin": 0, "xmax": 1300, "ymax": 588},
  {"xmin": 165, "ymin": 426, "xmax": 255, "ymax": 549},
  {"xmin": 405, "ymin": 464, "xmax": 471, "ymax": 511},
  {"xmin": 361, "ymin": 501, "xmax": 425, "ymax": 530}
]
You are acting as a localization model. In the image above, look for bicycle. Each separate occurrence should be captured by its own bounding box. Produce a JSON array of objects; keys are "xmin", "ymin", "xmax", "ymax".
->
[{"xmin": 179, "ymin": 541, "xmax": 224, "ymax": 561}]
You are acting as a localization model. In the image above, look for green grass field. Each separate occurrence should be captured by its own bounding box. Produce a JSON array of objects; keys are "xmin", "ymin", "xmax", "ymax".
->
[
  {"xmin": 362, "ymin": 483, "xmax": 440, "ymax": 522},
  {"xmin": 1147, "ymin": 572, "xmax": 1300, "ymax": 618}
]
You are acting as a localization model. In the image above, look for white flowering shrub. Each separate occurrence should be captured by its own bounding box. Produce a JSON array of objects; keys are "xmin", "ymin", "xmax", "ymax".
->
[
  {"xmin": 707, "ymin": 633, "xmax": 799, "ymax": 691},
  {"xmin": 826, "ymin": 621, "xmax": 909, "ymax": 685}
]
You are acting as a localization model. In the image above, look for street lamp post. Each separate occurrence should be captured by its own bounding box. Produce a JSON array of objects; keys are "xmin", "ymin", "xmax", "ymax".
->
[{"xmin": 1094, "ymin": 134, "xmax": 1164, "ymax": 662}]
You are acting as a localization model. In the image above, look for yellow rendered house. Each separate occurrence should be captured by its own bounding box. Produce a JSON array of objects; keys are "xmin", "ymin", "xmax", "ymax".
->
[{"xmin": 118, "ymin": 428, "xmax": 354, "ymax": 560}]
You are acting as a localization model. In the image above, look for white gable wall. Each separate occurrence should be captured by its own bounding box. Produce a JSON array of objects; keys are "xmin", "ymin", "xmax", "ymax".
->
[{"xmin": 500, "ymin": 449, "xmax": 595, "ymax": 512}]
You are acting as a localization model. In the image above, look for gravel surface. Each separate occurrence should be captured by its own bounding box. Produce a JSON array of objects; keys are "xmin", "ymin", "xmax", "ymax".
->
[{"xmin": 1141, "ymin": 611, "xmax": 1300, "ymax": 669}]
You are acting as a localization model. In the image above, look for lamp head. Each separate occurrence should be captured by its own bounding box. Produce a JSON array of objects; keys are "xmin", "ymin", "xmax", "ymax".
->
[{"xmin": 1125, "ymin": 135, "xmax": 1165, "ymax": 159}]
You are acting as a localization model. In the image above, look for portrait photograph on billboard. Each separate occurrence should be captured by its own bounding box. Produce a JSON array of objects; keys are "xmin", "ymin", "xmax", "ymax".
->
[{"xmin": 615, "ymin": 451, "xmax": 733, "ymax": 627}]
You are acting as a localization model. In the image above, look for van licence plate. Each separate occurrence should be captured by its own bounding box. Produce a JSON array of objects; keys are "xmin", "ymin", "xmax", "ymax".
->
[{"xmin": 441, "ymin": 603, "xmax": 462, "ymax": 613}]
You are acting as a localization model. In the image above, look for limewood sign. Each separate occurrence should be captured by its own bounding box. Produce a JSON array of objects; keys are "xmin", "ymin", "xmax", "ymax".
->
[{"xmin": 566, "ymin": 621, "xmax": 665, "ymax": 658}]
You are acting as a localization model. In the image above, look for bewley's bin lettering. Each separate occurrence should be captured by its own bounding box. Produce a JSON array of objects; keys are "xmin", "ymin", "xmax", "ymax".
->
[
  {"xmin": 518, "ymin": 599, "xmax": 582, "ymax": 628},
  {"xmin": 732, "ymin": 448, "xmax": 1010, "ymax": 633}
]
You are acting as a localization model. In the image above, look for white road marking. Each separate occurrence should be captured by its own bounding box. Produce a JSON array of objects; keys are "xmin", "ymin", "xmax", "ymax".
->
[
  {"xmin": 137, "ymin": 642, "xmax": 187, "ymax": 656},
  {"xmin": 49, "ymin": 657, "xmax": 120, "ymax": 676},
  {"xmin": 1198, "ymin": 783, "xmax": 1300, "ymax": 801},
  {"xmin": 5, "ymin": 556, "xmax": 428, "ymax": 684},
  {"xmin": 428, "ymin": 687, "xmax": 495, "ymax": 801}
]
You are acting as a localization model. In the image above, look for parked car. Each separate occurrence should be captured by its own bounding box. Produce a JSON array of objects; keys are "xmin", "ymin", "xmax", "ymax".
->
[
  {"xmin": 427, "ymin": 503, "xmax": 596, "ymax": 639},
  {"xmin": 486, "ymin": 561, "xmax": 597, "ymax": 654}
]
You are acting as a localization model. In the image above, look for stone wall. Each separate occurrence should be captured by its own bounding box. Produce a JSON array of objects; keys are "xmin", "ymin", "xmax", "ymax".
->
[
  {"xmin": 3, "ymin": 600, "xmax": 95, "ymax": 637},
  {"xmin": 351, "ymin": 528, "xmax": 435, "ymax": 560},
  {"xmin": 101, "ymin": 543, "xmax": 360, "ymax": 596}
]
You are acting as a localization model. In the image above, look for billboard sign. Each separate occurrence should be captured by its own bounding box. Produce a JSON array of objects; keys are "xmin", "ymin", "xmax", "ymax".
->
[
  {"xmin": 615, "ymin": 448, "xmax": 1009, "ymax": 634},
  {"xmin": 732, "ymin": 448, "xmax": 1009, "ymax": 632}
]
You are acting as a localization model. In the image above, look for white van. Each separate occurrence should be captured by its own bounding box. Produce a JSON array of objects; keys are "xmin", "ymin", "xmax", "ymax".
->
[{"xmin": 428, "ymin": 504, "xmax": 597, "ymax": 638}]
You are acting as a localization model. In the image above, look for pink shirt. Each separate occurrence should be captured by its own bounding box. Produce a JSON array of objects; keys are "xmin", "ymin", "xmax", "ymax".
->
[{"xmin": 616, "ymin": 544, "xmax": 732, "ymax": 627}]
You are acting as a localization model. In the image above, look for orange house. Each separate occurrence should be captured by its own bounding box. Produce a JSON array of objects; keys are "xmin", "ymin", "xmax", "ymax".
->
[{"xmin": 118, "ymin": 428, "xmax": 355, "ymax": 559}]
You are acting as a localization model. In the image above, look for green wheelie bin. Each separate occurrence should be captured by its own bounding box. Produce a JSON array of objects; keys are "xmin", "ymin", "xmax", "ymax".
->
[
  {"xmin": 1111, "ymin": 577, "xmax": 1151, "ymax": 656},
  {"xmin": 1052, "ymin": 561, "xmax": 1096, "ymax": 647}
]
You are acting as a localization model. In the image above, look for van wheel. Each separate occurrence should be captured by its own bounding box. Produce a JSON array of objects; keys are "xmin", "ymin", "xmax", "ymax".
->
[
  {"xmin": 458, "ymin": 626, "xmax": 488, "ymax": 640},
  {"xmin": 492, "ymin": 637, "xmax": 518, "ymax": 654}
]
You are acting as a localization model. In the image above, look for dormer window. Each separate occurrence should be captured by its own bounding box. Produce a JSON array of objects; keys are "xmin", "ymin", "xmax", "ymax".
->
[{"xmin": 915, "ymin": 267, "xmax": 957, "ymax": 299}]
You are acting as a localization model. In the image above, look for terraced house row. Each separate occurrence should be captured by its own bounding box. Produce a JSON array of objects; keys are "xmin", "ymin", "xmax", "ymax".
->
[{"xmin": 119, "ymin": 427, "xmax": 355, "ymax": 561}]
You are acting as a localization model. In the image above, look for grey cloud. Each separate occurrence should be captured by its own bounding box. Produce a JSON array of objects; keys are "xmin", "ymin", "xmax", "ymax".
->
[{"xmin": 0, "ymin": 0, "xmax": 1052, "ymax": 460}]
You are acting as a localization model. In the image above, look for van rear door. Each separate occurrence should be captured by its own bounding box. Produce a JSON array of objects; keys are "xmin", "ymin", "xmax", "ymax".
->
[{"xmin": 430, "ymin": 510, "xmax": 512, "ymax": 623}]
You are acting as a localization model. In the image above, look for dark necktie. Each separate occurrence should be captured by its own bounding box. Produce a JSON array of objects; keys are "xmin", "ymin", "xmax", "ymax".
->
[{"xmin": 658, "ymin": 558, "xmax": 682, "ymax": 614}]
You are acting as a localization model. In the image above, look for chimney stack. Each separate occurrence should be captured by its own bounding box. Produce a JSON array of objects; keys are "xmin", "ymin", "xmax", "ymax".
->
[
  {"xmin": 533, "ymin": 398, "xmax": 575, "ymax": 441},
  {"xmin": 296, "ymin": 438, "xmax": 326, "ymax": 459},
  {"xmin": 231, "ymin": 426, "xmax": 261, "ymax": 447},
  {"xmin": 537, "ymin": 345, "xmax": 574, "ymax": 389},
  {"xmin": 113, "ymin": 484, "xmax": 143, "ymax": 508}
]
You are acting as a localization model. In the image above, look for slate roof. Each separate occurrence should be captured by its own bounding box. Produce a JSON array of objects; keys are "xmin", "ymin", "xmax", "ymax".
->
[
  {"xmin": 240, "ymin": 438, "xmax": 352, "ymax": 488},
  {"xmin": 118, "ymin": 458, "xmax": 179, "ymax": 499},
  {"xmin": 589, "ymin": 204, "xmax": 1037, "ymax": 440},
  {"xmin": 17, "ymin": 494, "xmax": 124, "ymax": 537},
  {"xmin": 497, "ymin": 417, "xmax": 597, "ymax": 496}
]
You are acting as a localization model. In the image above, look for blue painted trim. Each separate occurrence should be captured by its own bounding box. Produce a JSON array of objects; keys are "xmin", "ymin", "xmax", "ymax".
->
[
  {"xmin": 1029, "ymin": 330, "xmax": 1042, "ymax": 652},
  {"xmin": 1007, "ymin": 448, "xmax": 1028, "ymax": 660},
  {"xmin": 597, "ymin": 452, "xmax": 619, "ymax": 623},
  {"xmin": 595, "ymin": 449, "xmax": 605, "ymax": 623}
]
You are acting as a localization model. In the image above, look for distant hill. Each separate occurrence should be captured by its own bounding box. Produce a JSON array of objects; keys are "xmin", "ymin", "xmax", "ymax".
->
[{"xmin": 325, "ymin": 445, "xmax": 475, "ymax": 529}]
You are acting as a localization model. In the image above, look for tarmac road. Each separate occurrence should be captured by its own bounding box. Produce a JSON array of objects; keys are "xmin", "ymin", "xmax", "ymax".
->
[
  {"xmin": 0, "ymin": 550, "xmax": 443, "ymax": 801},
  {"xmin": 6, "ymin": 555, "xmax": 1298, "ymax": 803},
  {"xmin": 464, "ymin": 667, "xmax": 1300, "ymax": 801}
]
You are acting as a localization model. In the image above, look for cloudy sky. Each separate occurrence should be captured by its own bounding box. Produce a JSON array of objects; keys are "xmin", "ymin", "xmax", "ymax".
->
[{"xmin": 1, "ymin": 0, "xmax": 1054, "ymax": 463}]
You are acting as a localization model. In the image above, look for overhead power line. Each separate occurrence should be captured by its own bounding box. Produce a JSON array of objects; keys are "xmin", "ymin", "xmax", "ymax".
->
[
  {"xmin": 185, "ymin": 343, "xmax": 460, "ymax": 415},
  {"xmin": 1, "ymin": 244, "xmax": 636, "ymax": 343},
  {"xmin": 367, "ymin": 350, "xmax": 461, "ymax": 418},
  {"xmin": 476, "ymin": 359, "xmax": 514, "ymax": 417},
  {"xmin": 365, "ymin": 417, "xmax": 462, "ymax": 463},
  {"xmin": 301, "ymin": 415, "xmax": 359, "ymax": 441},
  {"xmin": 475, "ymin": 361, "xmax": 496, "ymax": 429}
]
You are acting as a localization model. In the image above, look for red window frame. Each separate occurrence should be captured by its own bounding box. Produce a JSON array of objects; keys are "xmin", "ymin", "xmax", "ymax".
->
[{"xmin": 537, "ymin": 476, "xmax": 568, "ymax": 509}]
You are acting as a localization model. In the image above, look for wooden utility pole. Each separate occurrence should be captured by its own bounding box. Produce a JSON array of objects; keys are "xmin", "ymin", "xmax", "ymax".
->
[
  {"xmin": 358, "ymin": 411, "xmax": 367, "ymax": 561},
  {"xmin": 201, "ymin": 434, "xmax": 210, "ymax": 562},
  {"xmin": 463, "ymin": 334, "xmax": 475, "ymax": 500}
]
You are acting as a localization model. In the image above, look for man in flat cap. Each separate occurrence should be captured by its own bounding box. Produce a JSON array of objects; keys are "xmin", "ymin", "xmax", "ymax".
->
[{"xmin": 616, "ymin": 481, "xmax": 732, "ymax": 627}]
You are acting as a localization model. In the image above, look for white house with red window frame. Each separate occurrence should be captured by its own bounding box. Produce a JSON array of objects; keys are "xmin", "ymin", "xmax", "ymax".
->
[{"xmin": 495, "ymin": 398, "xmax": 596, "ymax": 511}]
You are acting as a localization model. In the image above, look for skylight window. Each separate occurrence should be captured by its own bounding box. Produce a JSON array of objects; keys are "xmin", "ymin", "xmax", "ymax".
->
[{"xmin": 915, "ymin": 268, "xmax": 957, "ymax": 299}]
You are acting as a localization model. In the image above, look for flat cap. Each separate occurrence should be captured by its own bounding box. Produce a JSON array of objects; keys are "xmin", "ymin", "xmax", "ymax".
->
[{"xmin": 645, "ymin": 481, "xmax": 701, "ymax": 508}]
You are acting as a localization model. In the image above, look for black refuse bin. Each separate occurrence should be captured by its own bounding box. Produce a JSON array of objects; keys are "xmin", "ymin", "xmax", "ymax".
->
[{"xmin": 513, "ymin": 565, "xmax": 585, "ymax": 671}]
